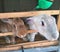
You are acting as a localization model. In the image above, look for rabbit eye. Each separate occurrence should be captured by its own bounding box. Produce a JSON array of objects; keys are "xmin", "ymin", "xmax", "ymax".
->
[
  {"xmin": 41, "ymin": 21, "xmax": 44, "ymax": 26},
  {"xmin": 13, "ymin": 25, "xmax": 15, "ymax": 28}
]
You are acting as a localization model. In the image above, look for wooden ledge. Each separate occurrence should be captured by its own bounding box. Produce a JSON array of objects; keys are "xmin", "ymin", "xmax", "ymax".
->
[
  {"xmin": 0, "ymin": 40, "xmax": 58, "ymax": 51},
  {"xmin": 0, "ymin": 10, "xmax": 59, "ymax": 19},
  {"xmin": 0, "ymin": 30, "xmax": 37, "ymax": 36}
]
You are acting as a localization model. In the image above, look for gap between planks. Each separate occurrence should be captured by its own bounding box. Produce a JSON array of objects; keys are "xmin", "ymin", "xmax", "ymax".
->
[
  {"xmin": 0, "ymin": 10, "xmax": 59, "ymax": 36},
  {"xmin": 0, "ymin": 40, "xmax": 58, "ymax": 51}
]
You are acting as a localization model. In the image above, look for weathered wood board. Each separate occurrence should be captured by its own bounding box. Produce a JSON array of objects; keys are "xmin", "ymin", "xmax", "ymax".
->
[{"xmin": 0, "ymin": 40, "xmax": 58, "ymax": 51}]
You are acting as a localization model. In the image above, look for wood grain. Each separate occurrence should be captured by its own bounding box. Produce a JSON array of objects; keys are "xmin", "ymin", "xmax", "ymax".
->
[
  {"xmin": 57, "ymin": 10, "xmax": 60, "ymax": 31},
  {"xmin": 0, "ymin": 40, "xmax": 58, "ymax": 51},
  {"xmin": 0, "ymin": 10, "xmax": 59, "ymax": 19},
  {"xmin": 0, "ymin": 30, "xmax": 37, "ymax": 36}
]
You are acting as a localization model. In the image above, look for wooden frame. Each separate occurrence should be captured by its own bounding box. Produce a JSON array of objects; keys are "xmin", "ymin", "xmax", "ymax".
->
[{"xmin": 0, "ymin": 10, "xmax": 59, "ymax": 51}]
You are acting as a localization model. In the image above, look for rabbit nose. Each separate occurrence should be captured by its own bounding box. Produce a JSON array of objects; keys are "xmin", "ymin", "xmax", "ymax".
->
[
  {"xmin": 20, "ymin": 34, "xmax": 26, "ymax": 38},
  {"xmin": 51, "ymin": 32, "xmax": 59, "ymax": 40},
  {"xmin": 51, "ymin": 32, "xmax": 57, "ymax": 38},
  {"xmin": 20, "ymin": 35, "xmax": 24, "ymax": 38}
]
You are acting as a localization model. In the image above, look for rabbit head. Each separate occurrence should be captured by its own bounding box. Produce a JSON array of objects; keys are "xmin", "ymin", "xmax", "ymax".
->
[
  {"xmin": 12, "ymin": 18, "xmax": 27, "ymax": 38},
  {"xmin": 27, "ymin": 14, "xmax": 59, "ymax": 41},
  {"xmin": 1, "ymin": 18, "xmax": 27, "ymax": 38}
]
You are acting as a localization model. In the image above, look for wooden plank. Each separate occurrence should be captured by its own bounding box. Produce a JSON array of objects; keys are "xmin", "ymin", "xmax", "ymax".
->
[
  {"xmin": 0, "ymin": 30, "xmax": 37, "ymax": 36},
  {"xmin": 0, "ymin": 10, "xmax": 59, "ymax": 19},
  {"xmin": 57, "ymin": 10, "xmax": 60, "ymax": 31},
  {"xmin": 0, "ymin": 32, "xmax": 13, "ymax": 36},
  {"xmin": 0, "ymin": 40, "xmax": 58, "ymax": 51}
]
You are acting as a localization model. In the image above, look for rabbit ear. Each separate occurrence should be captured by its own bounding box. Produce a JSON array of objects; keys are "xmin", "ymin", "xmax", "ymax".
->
[
  {"xmin": 1, "ymin": 19, "xmax": 13, "ymax": 25},
  {"xmin": 1, "ymin": 19, "xmax": 9, "ymax": 22}
]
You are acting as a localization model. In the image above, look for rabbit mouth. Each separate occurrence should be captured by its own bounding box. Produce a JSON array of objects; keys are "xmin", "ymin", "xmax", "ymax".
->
[{"xmin": 16, "ymin": 34, "xmax": 27, "ymax": 38}]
